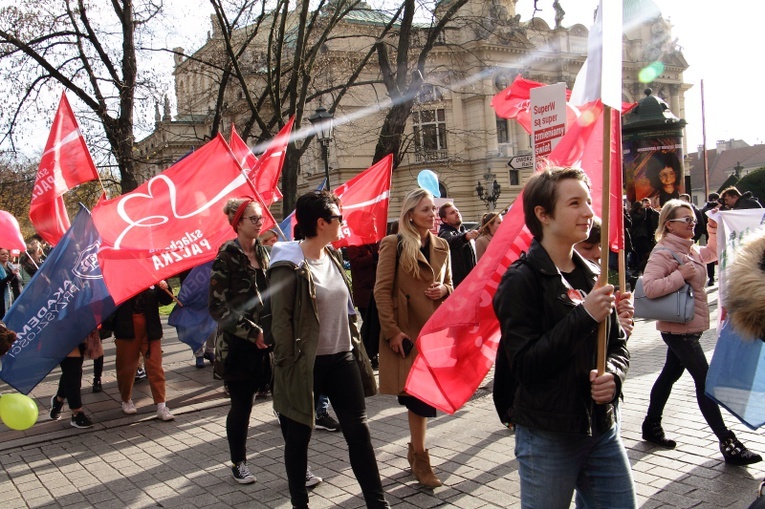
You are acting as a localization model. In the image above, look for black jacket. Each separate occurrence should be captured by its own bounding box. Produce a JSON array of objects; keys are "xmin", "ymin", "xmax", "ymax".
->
[
  {"xmin": 492, "ymin": 239, "xmax": 629, "ymax": 434},
  {"xmin": 438, "ymin": 223, "xmax": 476, "ymax": 287},
  {"xmin": 107, "ymin": 285, "xmax": 173, "ymax": 342},
  {"xmin": 733, "ymin": 191, "xmax": 762, "ymax": 209}
]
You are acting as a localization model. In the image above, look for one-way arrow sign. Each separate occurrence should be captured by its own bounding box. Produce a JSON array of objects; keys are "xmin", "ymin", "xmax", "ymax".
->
[{"xmin": 507, "ymin": 154, "xmax": 533, "ymax": 170}]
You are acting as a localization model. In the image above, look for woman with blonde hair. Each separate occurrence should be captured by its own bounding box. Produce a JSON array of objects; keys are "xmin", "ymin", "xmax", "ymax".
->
[
  {"xmin": 641, "ymin": 199, "xmax": 761, "ymax": 465},
  {"xmin": 374, "ymin": 187, "xmax": 453, "ymax": 488},
  {"xmin": 475, "ymin": 212, "xmax": 503, "ymax": 261}
]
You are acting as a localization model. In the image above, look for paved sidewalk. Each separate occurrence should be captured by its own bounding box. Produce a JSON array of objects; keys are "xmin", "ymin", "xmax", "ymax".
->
[{"xmin": 1, "ymin": 285, "xmax": 764, "ymax": 508}]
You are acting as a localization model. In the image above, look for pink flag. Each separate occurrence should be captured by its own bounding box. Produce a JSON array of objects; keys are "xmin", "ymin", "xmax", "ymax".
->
[
  {"xmin": 30, "ymin": 92, "xmax": 99, "ymax": 246},
  {"xmin": 93, "ymin": 135, "xmax": 275, "ymax": 305},
  {"xmin": 248, "ymin": 118, "xmax": 294, "ymax": 205},
  {"xmin": 331, "ymin": 155, "xmax": 393, "ymax": 249},
  {"xmin": 0, "ymin": 211, "xmax": 26, "ymax": 251}
]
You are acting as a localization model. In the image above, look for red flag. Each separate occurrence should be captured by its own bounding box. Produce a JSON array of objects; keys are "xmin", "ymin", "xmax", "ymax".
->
[
  {"xmin": 30, "ymin": 92, "xmax": 99, "ymax": 245},
  {"xmin": 230, "ymin": 125, "xmax": 258, "ymax": 169},
  {"xmin": 405, "ymin": 102, "xmax": 625, "ymax": 414},
  {"xmin": 405, "ymin": 196, "xmax": 532, "ymax": 413},
  {"xmin": 547, "ymin": 101, "xmax": 624, "ymax": 251},
  {"xmin": 93, "ymin": 135, "xmax": 275, "ymax": 305},
  {"xmin": 0, "ymin": 210, "xmax": 26, "ymax": 251},
  {"xmin": 492, "ymin": 75, "xmax": 575, "ymax": 133},
  {"xmin": 331, "ymin": 155, "xmax": 393, "ymax": 249},
  {"xmin": 248, "ymin": 118, "xmax": 294, "ymax": 205}
]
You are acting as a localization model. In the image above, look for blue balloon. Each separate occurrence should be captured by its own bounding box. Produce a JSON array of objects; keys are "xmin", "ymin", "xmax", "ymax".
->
[{"xmin": 417, "ymin": 170, "xmax": 441, "ymax": 198}]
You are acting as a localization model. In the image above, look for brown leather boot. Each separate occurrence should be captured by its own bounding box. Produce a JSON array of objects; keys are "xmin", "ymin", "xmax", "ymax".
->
[
  {"xmin": 407, "ymin": 443, "xmax": 414, "ymax": 469},
  {"xmin": 412, "ymin": 449, "xmax": 442, "ymax": 488}
]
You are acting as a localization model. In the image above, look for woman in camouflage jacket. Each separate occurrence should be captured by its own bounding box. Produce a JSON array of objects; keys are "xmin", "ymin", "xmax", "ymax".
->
[{"xmin": 208, "ymin": 197, "xmax": 271, "ymax": 485}]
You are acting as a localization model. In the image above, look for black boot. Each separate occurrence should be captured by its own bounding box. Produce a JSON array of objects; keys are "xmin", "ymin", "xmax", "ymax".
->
[
  {"xmin": 720, "ymin": 433, "xmax": 763, "ymax": 465},
  {"xmin": 642, "ymin": 417, "xmax": 676, "ymax": 449}
]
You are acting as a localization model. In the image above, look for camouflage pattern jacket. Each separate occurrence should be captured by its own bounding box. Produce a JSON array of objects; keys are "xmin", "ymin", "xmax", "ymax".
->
[{"xmin": 208, "ymin": 239, "xmax": 270, "ymax": 381}]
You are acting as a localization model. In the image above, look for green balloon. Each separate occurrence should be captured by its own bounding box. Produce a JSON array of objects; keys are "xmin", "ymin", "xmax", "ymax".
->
[{"xmin": 0, "ymin": 393, "xmax": 39, "ymax": 431}]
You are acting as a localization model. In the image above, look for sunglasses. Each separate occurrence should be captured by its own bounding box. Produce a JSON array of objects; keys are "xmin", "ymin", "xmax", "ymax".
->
[
  {"xmin": 668, "ymin": 216, "xmax": 696, "ymax": 225},
  {"xmin": 326, "ymin": 215, "xmax": 344, "ymax": 223}
]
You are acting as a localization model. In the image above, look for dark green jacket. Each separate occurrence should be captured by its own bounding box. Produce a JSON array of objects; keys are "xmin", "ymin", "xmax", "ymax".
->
[
  {"xmin": 268, "ymin": 241, "xmax": 373, "ymax": 428},
  {"xmin": 208, "ymin": 239, "xmax": 270, "ymax": 381}
]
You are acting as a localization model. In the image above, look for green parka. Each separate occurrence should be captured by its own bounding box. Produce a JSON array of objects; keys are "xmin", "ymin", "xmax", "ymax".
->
[{"xmin": 268, "ymin": 241, "xmax": 374, "ymax": 428}]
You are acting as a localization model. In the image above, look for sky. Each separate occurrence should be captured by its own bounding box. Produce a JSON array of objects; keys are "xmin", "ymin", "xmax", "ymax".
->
[{"xmin": 516, "ymin": 0, "xmax": 764, "ymax": 152}]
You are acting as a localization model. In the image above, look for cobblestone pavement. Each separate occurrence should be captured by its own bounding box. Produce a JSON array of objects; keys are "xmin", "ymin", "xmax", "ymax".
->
[{"xmin": 1, "ymin": 285, "xmax": 764, "ymax": 508}]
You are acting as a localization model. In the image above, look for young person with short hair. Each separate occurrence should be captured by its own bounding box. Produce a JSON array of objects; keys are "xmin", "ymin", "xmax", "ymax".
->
[{"xmin": 493, "ymin": 167, "xmax": 636, "ymax": 508}]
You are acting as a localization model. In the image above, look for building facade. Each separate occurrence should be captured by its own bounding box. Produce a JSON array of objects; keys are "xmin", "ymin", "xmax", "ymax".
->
[{"xmin": 135, "ymin": 0, "xmax": 690, "ymax": 222}]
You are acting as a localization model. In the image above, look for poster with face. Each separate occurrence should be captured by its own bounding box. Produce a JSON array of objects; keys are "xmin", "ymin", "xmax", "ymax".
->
[{"xmin": 624, "ymin": 132, "xmax": 684, "ymax": 209}]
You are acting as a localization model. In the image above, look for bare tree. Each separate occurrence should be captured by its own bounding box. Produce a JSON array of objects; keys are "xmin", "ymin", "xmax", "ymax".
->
[
  {"xmin": 372, "ymin": 0, "xmax": 470, "ymax": 167},
  {"xmin": 0, "ymin": 0, "xmax": 166, "ymax": 193},
  {"xmin": 184, "ymin": 0, "xmax": 402, "ymax": 213}
]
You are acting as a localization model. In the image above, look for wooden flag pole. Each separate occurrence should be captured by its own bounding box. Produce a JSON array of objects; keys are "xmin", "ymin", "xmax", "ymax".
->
[{"xmin": 597, "ymin": 104, "xmax": 613, "ymax": 376}]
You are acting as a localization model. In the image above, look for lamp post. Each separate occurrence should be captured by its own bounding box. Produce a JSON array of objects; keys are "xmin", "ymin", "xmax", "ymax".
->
[
  {"xmin": 308, "ymin": 107, "xmax": 335, "ymax": 190},
  {"xmin": 476, "ymin": 169, "xmax": 501, "ymax": 210}
]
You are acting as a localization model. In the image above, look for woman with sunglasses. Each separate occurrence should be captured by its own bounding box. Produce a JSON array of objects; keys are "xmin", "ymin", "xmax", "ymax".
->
[
  {"xmin": 269, "ymin": 191, "xmax": 388, "ymax": 509},
  {"xmin": 640, "ymin": 199, "xmax": 761, "ymax": 465},
  {"xmin": 209, "ymin": 197, "xmax": 273, "ymax": 484}
]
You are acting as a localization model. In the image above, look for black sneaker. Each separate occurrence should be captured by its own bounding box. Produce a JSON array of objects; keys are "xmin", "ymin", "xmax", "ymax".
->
[
  {"xmin": 70, "ymin": 412, "xmax": 94, "ymax": 429},
  {"xmin": 315, "ymin": 413, "xmax": 340, "ymax": 432},
  {"xmin": 50, "ymin": 395, "xmax": 64, "ymax": 420},
  {"xmin": 231, "ymin": 461, "xmax": 256, "ymax": 484},
  {"xmin": 92, "ymin": 379, "xmax": 102, "ymax": 393},
  {"xmin": 135, "ymin": 368, "xmax": 147, "ymax": 381}
]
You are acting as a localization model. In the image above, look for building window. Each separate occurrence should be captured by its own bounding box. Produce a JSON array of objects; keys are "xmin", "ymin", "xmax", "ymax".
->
[
  {"xmin": 413, "ymin": 109, "xmax": 447, "ymax": 162},
  {"xmin": 497, "ymin": 117, "xmax": 509, "ymax": 144},
  {"xmin": 509, "ymin": 169, "xmax": 520, "ymax": 186}
]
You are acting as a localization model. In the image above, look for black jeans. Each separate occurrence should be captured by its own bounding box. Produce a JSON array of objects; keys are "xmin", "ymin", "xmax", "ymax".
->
[
  {"xmin": 647, "ymin": 332, "xmax": 730, "ymax": 440},
  {"xmin": 56, "ymin": 356, "xmax": 84, "ymax": 409},
  {"xmin": 279, "ymin": 351, "xmax": 388, "ymax": 508},
  {"xmin": 227, "ymin": 378, "xmax": 259, "ymax": 464}
]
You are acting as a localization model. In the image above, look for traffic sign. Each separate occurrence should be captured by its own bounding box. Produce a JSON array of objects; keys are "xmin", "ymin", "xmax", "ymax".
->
[{"xmin": 507, "ymin": 154, "xmax": 533, "ymax": 169}]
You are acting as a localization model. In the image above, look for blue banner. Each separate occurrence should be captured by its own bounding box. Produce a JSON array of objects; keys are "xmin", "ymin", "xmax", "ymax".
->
[
  {"xmin": 0, "ymin": 207, "xmax": 117, "ymax": 394},
  {"xmin": 167, "ymin": 262, "xmax": 217, "ymax": 353},
  {"xmin": 706, "ymin": 319, "xmax": 765, "ymax": 430}
]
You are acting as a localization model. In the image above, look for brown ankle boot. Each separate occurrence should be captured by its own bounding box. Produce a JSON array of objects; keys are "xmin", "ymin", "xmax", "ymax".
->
[
  {"xmin": 412, "ymin": 449, "xmax": 442, "ymax": 488},
  {"xmin": 407, "ymin": 443, "xmax": 414, "ymax": 469}
]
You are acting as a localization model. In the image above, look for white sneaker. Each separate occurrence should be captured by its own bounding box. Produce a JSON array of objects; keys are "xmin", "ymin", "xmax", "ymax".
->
[
  {"xmin": 156, "ymin": 406, "xmax": 175, "ymax": 421},
  {"xmin": 305, "ymin": 466, "xmax": 323, "ymax": 488},
  {"xmin": 121, "ymin": 400, "xmax": 137, "ymax": 415}
]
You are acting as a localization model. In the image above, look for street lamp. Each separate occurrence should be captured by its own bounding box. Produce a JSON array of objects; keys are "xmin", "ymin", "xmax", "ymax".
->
[
  {"xmin": 476, "ymin": 169, "xmax": 501, "ymax": 210},
  {"xmin": 308, "ymin": 107, "xmax": 335, "ymax": 190}
]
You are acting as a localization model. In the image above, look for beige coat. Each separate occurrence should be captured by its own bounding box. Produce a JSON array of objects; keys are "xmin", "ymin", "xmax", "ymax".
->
[{"xmin": 374, "ymin": 232, "xmax": 453, "ymax": 395}]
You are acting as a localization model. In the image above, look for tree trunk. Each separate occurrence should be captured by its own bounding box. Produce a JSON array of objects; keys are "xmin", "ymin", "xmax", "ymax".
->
[{"xmin": 373, "ymin": 99, "xmax": 415, "ymax": 168}]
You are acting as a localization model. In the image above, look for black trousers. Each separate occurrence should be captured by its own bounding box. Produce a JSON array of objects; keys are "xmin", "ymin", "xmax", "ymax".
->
[
  {"xmin": 227, "ymin": 378, "xmax": 259, "ymax": 464},
  {"xmin": 279, "ymin": 351, "xmax": 388, "ymax": 508},
  {"xmin": 56, "ymin": 356, "xmax": 84, "ymax": 409}
]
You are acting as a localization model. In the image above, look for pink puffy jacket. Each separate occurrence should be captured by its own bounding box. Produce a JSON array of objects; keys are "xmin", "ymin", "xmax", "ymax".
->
[{"xmin": 642, "ymin": 226, "xmax": 717, "ymax": 334}]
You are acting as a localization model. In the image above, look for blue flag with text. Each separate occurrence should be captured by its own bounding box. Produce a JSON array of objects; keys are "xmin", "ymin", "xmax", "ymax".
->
[{"xmin": 0, "ymin": 207, "xmax": 117, "ymax": 394}]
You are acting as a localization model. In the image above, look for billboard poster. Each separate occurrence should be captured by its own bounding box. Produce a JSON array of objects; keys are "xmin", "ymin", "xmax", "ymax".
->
[{"xmin": 624, "ymin": 130, "xmax": 684, "ymax": 209}]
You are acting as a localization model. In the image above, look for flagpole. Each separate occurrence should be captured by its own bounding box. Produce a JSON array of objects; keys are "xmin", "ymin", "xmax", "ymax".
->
[
  {"xmin": 466, "ymin": 198, "xmax": 518, "ymax": 232},
  {"xmin": 597, "ymin": 104, "xmax": 612, "ymax": 376}
]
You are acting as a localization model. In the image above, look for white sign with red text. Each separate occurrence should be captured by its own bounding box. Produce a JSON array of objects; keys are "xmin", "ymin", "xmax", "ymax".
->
[{"xmin": 530, "ymin": 82, "xmax": 567, "ymax": 169}]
